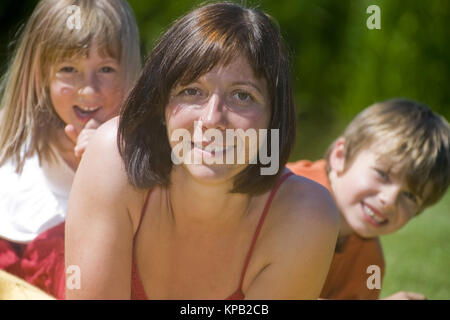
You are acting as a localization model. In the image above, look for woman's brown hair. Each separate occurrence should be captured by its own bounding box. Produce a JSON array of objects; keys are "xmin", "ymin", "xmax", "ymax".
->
[{"xmin": 118, "ymin": 2, "xmax": 296, "ymax": 194}]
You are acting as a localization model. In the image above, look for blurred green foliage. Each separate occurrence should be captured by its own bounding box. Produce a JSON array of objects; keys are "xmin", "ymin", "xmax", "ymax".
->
[
  {"xmin": 1, "ymin": 0, "xmax": 448, "ymax": 161},
  {"xmin": 127, "ymin": 0, "xmax": 450, "ymax": 160}
]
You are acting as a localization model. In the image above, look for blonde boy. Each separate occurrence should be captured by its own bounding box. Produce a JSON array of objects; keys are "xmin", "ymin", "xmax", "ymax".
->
[{"xmin": 288, "ymin": 98, "xmax": 450, "ymax": 299}]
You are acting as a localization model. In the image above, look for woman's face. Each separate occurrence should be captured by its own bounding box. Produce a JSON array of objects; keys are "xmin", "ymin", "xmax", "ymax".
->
[{"xmin": 165, "ymin": 54, "xmax": 271, "ymax": 185}]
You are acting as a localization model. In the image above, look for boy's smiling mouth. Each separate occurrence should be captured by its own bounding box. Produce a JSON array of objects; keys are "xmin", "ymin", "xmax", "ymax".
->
[{"xmin": 361, "ymin": 202, "xmax": 389, "ymax": 226}]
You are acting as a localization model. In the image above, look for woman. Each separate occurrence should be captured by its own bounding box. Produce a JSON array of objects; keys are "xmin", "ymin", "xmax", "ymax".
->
[{"xmin": 66, "ymin": 2, "xmax": 339, "ymax": 299}]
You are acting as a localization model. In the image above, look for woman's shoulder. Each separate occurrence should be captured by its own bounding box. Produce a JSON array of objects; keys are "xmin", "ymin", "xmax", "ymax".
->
[
  {"xmin": 71, "ymin": 116, "xmax": 147, "ymax": 227},
  {"xmin": 277, "ymin": 171, "xmax": 338, "ymax": 224},
  {"xmin": 263, "ymin": 171, "xmax": 339, "ymax": 251},
  {"xmin": 79, "ymin": 117, "xmax": 122, "ymax": 176}
]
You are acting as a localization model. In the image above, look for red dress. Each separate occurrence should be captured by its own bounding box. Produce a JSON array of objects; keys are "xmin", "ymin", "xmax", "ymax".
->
[{"xmin": 0, "ymin": 223, "xmax": 66, "ymax": 299}]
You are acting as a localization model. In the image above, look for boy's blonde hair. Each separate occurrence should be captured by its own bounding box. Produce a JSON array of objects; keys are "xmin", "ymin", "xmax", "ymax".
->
[
  {"xmin": 0, "ymin": 0, "xmax": 141, "ymax": 172},
  {"xmin": 326, "ymin": 98, "xmax": 450, "ymax": 209}
]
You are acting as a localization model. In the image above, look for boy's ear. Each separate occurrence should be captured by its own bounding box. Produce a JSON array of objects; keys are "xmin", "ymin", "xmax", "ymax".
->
[{"xmin": 329, "ymin": 137, "xmax": 346, "ymax": 174}]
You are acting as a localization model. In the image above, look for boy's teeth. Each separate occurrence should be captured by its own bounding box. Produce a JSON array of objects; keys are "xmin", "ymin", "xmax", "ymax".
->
[{"xmin": 364, "ymin": 205, "xmax": 386, "ymax": 224}]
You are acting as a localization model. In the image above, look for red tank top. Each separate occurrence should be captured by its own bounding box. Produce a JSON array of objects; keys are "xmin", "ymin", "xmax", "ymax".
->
[{"xmin": 131, "ymin": 171, "xmax": 294, "ymax": 299}]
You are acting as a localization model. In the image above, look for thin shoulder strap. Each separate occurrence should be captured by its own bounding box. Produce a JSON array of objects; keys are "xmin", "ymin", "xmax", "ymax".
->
[
  {"xmin": 134, "ymin": 189, "xmax": 153, "ymax": 240},
  {"xmin": 236, "ymin": 171, "xmax": 294, "ymax": 290}
]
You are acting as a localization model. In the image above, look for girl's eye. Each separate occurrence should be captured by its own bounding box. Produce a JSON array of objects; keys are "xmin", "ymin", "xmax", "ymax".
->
[
  {"xmin": 99, "ymin": 66, "xmax": 115, "ymax": 73},
  {"xmin": 59, "ymin": 66, "xmax": 77, "ymax": 73}
]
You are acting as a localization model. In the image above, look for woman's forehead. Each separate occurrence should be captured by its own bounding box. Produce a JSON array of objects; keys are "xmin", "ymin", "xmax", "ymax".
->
[{"xmin": 178, "ymin": 54, "xmax": 267, "ymax": 90}]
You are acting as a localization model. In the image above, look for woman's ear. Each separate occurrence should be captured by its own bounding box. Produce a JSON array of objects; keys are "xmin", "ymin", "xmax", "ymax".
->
[{"xmin": 329, "ymin": 137, "xmax": 346, "ymax": 175}]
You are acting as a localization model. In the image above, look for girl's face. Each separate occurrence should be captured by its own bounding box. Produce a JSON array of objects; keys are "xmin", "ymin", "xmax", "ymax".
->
[
  {"xmin": 165, "ymin": 54, "xmax": 271, "ymax": 185},
  {"xmin": 49, "ymin": 44, "xmax": 126, "ymax": 132}
]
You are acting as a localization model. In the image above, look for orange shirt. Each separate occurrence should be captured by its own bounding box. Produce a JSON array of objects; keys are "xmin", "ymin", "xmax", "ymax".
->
[{"xmin": 287, "ymin": 160, "xmax": 385, "ymax": 299}]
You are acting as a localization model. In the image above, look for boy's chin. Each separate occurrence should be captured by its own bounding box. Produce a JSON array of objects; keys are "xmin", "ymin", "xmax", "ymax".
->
[{"xmin": 347, "ymin": 218, "xmax": 382, "ymax": 238}]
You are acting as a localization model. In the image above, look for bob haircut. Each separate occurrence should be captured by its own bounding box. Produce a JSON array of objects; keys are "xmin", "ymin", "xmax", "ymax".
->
[
  {"xmin": 0, "ymin": 0, "xmax": 141, "ymax": 172},
  {"xmin": 118, "ymin": 2, "xmax": 296, "ymax": 195},
  {"xmin": 325, "ymin": 98, "xmax": 450, "ymax": 210}
]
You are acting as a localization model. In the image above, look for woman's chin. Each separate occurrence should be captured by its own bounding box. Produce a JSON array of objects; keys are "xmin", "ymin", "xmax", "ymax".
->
[{"xmin": 180, "ymin": 162, "xmax": 245, "ymax": 185}]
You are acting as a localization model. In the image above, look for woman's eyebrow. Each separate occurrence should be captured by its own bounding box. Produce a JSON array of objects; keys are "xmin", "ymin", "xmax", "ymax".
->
[{"xmin": 231, "ymin": 81, "xmax": 263, "ymax": 94}]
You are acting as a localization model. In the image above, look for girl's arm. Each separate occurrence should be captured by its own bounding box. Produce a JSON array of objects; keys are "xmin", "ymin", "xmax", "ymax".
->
[
  {"xmin": 65, "ymin": 118, "xmax": 140, "ymax": 299},
  {"xmin": 244, "ymin": 178, "xmax": 339, "ymax": 299}
]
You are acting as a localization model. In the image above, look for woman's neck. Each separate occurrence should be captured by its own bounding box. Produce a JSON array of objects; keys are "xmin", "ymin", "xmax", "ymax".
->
[{"xmin": 167, "ymin": 166, "xmax": 254, "ymax": 233}]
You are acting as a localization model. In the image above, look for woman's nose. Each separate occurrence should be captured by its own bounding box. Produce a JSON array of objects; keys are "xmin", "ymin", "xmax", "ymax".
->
[{"xmin": 200, "ymin": 93, "xmax": 226, "ymax": 130}]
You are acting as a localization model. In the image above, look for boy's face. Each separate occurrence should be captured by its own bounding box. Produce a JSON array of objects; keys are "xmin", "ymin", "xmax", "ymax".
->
[{"xmin": 329, "ymin": 139, "xmax": 421, "ymax": 238}]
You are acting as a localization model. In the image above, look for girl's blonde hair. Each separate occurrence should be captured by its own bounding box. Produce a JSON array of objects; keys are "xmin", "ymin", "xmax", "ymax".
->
[{"xmin": 0, "ymin": 0, "xmax": 141, "ymax": 172}]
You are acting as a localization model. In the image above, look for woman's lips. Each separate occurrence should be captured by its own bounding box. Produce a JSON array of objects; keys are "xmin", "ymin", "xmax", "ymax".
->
[{"xmin": 191, "ymin": 142, "xmax": 235, "ymax": 157}]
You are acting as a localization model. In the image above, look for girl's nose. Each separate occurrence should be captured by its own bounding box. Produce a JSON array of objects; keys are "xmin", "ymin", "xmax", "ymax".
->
[{"xmin": 78, "ymin": 72, "xmax": 100, "ymax": 100}]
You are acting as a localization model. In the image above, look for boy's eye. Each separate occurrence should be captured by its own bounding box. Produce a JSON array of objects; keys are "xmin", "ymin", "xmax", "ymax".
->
[
  {"xmin": 403, "ymin": 191, "xmax": 418, "ymax": 204},
  {"xmin": 99, "ymin": 66, "xmax": 115, "ymax": 73},
  {"xmin": 375, "ymin": 169, "xmax": 389, "ymax": 181},
  {"xmin": 59, "ymin": 66, "xmax": 77, "ymax": 73}
]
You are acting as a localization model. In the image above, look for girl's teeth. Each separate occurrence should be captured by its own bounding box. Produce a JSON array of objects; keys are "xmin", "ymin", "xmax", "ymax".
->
[{"xmin": 79, "ymin": 106, "xmax": 100, "ymax": 112}]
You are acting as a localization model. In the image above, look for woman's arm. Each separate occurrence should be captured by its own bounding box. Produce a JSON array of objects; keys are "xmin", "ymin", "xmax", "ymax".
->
[
  {"xmin": 244, "ymin": 177, "xmax": 339, "ymax": 299},
  {"xmin": 65, "ymin": 118, "xmax": 140, "ymax": 299}
]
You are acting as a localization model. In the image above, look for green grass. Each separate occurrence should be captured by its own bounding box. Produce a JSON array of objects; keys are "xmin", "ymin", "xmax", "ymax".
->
[{"xmin": 380, "ymin": 191, "xmax": 450, "ymax": 299}]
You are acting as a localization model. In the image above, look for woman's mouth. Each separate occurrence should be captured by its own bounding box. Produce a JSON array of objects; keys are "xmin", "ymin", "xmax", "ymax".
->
[
  {"xmin": 73, "ymin": 105, "xmax": 100, "ymax": 121},
  {"xmin": 191, "ymin": 142, "xmax": 235, "ymax": 157}
]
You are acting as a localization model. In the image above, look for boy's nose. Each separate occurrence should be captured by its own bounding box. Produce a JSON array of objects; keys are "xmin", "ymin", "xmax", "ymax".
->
[
  {"xmin": 379, "ymin": 184, "xmax": 401, "ymax": 209},
  {"xmin": 200, "ymin": 94, "xmax": 227, "ymax": 130}
]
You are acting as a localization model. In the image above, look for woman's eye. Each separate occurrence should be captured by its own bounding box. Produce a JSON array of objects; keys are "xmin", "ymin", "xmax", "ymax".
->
[
  {"xmin": 180, "ymin": 88, "xmax": 200, "ymax": 96},
  {"xmin": 59, "ymin": 66, "xmax": 76, "ymax": 73},
  {"xmin": 99, "ymin": 66, "xmax": 115, "ymax": 73},
  {"xmin": 233, "ymin": 91, "xmax": 253, "ymax": 102}
]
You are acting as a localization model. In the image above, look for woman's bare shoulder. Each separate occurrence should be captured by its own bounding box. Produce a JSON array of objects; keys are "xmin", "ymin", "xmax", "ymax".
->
[
  {"xmin": 277, "ymin": 174, "xmax": 338, "ymax": 225},
  {"xmin": 72, "ymin": 117, "xmax": 146, "ymax": 223},
  {"xmin": 243, "ymin": 174, "xmax": 339, "ymax": 299},
  {"xmin": 264, "ymin": 173, "xmax": 339, "ymax": 253}
]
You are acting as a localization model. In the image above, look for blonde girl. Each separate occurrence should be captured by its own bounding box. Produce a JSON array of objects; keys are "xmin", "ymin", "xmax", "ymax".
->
[{"xmin": 0, "ymin": 0, "xmax": 141, "ymax": 299}]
